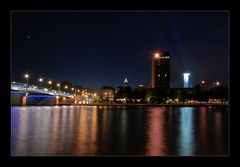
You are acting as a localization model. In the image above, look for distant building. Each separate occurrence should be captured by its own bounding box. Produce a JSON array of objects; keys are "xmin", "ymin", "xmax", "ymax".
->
[
  {"xmin": 99, "ymin": 86, "xmax": 115, "ymax": 102},
  {"xmin": 123, "ymin": 78, "xmax": 128, "ymax": 87},
  {"xmin": 152, "ymin": 51, "xmax": 170, "ymax": 89},
  {"xmin": 137, "ymin": 84, "xmax": 146, "ymax": 89},
  {"xmin": 74, "ymin": 86, "xmax": 85, "ymax": 95},
  {"xmin": 170, "ymin": 88, "xmax": 196, "ymax": 100},
  {"xmin": 200, "ymin": 80, "xmax": 207, "ymax": 92},
  {"xmin": 137, "ymin": 83, "xmax": 151, "ymax": 89}
]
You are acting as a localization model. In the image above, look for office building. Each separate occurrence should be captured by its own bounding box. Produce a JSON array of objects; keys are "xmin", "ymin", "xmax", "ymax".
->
[{"xmin": 152, "ymin": 51, "xmax": 170, "ymax": 89}]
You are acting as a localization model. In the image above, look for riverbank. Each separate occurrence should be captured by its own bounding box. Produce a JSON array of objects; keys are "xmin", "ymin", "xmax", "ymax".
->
[
  {"xmin": 78, "ymin": 103, "xmax": 229, "ymax": 107},
  {"xmin": 11, "ymin": 103, "xmax": 229, "ymax": 107}
]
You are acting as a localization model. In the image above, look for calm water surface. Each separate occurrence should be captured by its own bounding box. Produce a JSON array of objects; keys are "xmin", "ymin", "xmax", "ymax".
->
[{"xmin": 11, "ymin": 106, "xmax": 228, "ymax": 156}]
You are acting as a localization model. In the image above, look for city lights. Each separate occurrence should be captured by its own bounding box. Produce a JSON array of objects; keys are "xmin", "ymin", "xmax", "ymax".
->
[
  {"xmin": 212, "ymin": 81, "xmax": 221, "ymax": 87},
  {"xmin": 154, "ymin": 53, "xmax": 160, "ymax": 58},
  {"xmin": 57, "ymin": 83, "xmax": 60, "ymax": 92},
  {"xmin": 11, "ymin": 13, "xmax": 229, "ymax": 157},
  {"xmin": 24, "ymin": 74, "xmax": 29, "ymax": 78}
]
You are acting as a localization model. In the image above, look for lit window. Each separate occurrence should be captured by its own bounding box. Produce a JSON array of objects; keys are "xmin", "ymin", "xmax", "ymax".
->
[{"xmin": 165, "ymin": 74, "xmax": 167, "ymax": 77}]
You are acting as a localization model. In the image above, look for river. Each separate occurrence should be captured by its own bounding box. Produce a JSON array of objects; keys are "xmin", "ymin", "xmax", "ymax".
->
[{"xmin": 11, "ymin": 105, "xmax": 228, "ymax": 156}]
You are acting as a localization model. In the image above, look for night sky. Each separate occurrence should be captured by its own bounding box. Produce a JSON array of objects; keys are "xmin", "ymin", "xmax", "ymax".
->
[{"xmin": 12, "ymin": 11, "xmax": 228, "ymax": 91}]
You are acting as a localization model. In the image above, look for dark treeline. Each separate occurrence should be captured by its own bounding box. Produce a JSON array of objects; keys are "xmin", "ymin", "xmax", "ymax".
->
[{"xmin": 115, "ymin": 85, "xmax": 228, "ymax": 104}]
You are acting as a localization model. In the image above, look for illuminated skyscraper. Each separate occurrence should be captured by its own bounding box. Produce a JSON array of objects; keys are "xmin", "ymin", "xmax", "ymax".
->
[
  {"xmin": 183, "ymin": 73, "xmax": 191, "ymax": 88},
  {"xmin": 151, "ymin": 51, "xmax": 170, "ymax": 89}
]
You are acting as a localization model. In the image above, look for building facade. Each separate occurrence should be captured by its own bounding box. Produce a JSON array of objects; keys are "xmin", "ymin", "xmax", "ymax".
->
[
  {"xmin": 99, "ymin": 86, "xmax": 115, "ymax": 102},
  {"xmin": 152, "ymin": 51, "xmax": 170, "ymax": 89}
]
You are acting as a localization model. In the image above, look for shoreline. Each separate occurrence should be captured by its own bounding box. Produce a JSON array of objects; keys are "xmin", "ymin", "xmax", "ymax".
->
[
  {"xmin": 74, "ymin": 103, "xmax": 229, "ymax": 107},
  {"xmin": 11, "ymin": 103, "xmax": 229, "ymax": 107}
]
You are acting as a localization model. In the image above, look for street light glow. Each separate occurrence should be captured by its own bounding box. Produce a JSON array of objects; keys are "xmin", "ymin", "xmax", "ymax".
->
[
  {"xmin": 71, "ymin": 88, "xmax": 74, "ymax": 90},
  {"xmin": 48, "ymin": 81, "xmax": 52, "ymax": 84},
  {"xmin": 39, "ymin": 78, "xmax": 43, "ymax": 82},
  {"xmin": 57, "ymin": 83, "xmax": 60, "ymax": 87},
  {"xmin": 65, "ymin": 86, "xmax": 68, "ymax": 89},
  {"xmin": 24, "ymin": 74, "xmax": 29, "ymax": 78},
  {"xmin": 154, "ymin": 53, "xmax": 160, "ymax": 58}
]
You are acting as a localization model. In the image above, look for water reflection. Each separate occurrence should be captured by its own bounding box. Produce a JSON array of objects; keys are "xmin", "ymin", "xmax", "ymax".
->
[
  {"xmin": 198, "ymin": 107, "xmax": 208, "ymax": 154},
  {"xmin": 11, "ymin": 106, "xmax": 228, "ymax": 156},
  {"xmin": 119, "ymin": 108, "xmax": 127, "ymax": 153},
  {"xmin": 74, "ymin": 106, "xmax": 98, "ymax": 155},
  {"xmin": 178, "ymin": 107, "xmax": 195, "ymax": 155},
  {"xmin": 145, "ymin": 107, "xmax": 167, "ymax": 155}
]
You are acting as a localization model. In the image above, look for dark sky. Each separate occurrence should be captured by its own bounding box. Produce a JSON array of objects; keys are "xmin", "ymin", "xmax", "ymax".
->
[{"xmin": 12, "ymin": 11, "xmax": 228, "ymax": 91}]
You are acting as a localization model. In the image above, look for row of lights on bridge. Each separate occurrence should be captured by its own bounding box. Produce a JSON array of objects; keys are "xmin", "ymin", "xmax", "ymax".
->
[{"xmin": 23, "ymin": 73, "xmax": 79, "ymax": 92}]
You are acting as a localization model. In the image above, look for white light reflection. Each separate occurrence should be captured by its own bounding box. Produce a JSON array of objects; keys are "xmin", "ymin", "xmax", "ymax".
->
[{"xmin": 178, "ymin": 107, "xmax": 195, "ymax": 155}]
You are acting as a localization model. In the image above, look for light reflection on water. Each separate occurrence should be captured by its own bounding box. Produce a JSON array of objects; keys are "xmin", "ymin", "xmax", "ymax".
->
[
  {"xmin": 178, "ymin": 107, "xmax": 195, "ymax": 155},
  {"xmin": 11, "ymin": 106, "xmax": 228, "ymax": 156},
  {"xmin": 145, "ymin": 107, "xmax": 167, "ymax": 155}
]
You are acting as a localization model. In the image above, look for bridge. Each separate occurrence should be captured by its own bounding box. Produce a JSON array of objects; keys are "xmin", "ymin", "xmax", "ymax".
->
[{"xmin": 11, "ymin": 82, "xmax": 95, "ymax": 106}]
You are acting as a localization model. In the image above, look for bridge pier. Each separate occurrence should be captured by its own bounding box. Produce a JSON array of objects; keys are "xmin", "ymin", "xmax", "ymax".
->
[
  {"xmin": 56, "ymin": 97, "xmax": 59, "ymax": 105},
  {"xmin": 11, "ymin": 93, "xmax": 26, "ymax": 106},
  {"xmin": 22, "ymin": 95, "xmax": 27, "ymax": 106}
]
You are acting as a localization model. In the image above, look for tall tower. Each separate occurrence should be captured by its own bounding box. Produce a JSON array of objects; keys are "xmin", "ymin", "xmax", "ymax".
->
[
  {"xmin": 123, "ymin": 78, "xmax": 128, "ymax": 87},
  {"xmin": 151, "ymin": 51, "xmax": 170, "ymax": 89},
  {"xmin": 183, "ymin": 73, "xmax": 191, "ymax": 88}
]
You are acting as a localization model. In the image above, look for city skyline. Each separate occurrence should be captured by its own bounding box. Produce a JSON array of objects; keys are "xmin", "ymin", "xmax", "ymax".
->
[{"xmin": 12, "ymin": 11, "xmax": 229, "ymax": 91}]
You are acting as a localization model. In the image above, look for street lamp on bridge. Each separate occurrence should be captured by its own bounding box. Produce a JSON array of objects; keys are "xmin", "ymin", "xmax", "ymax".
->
[
  {"xmin": 57, "ymin": 83, "xmax": 60, "ymax": 93},
  {"xmin": 71, "ymin": 87, "xmax": 75, "ymax": 95},
  {"xmin": 24, "ymin": 74, "xmax": 29, "ymax": 92},
  {"xmin": 65, "ymin": 85, "xmax": 68, "ymax": 93},
  {"xmin": 39, "ymin": 78, "xmax": 43, "ymax": 87},
  {"xmin": 48, "ymin": 80, "xmax": 52, "ymax": 90}
]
